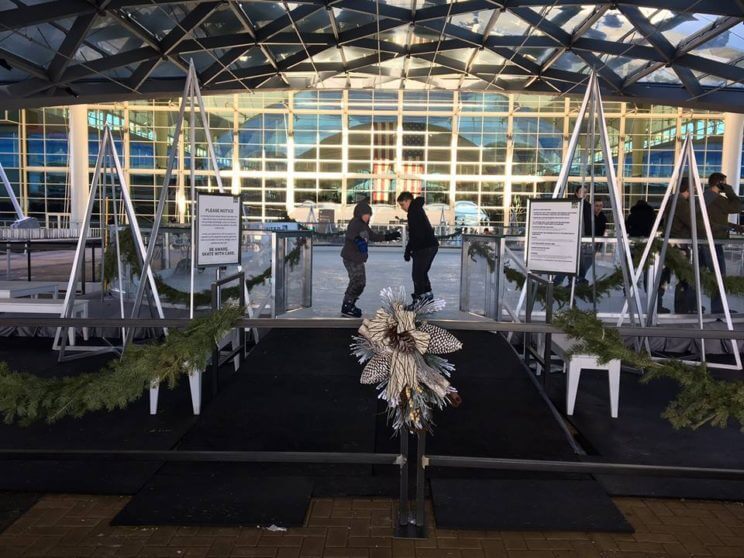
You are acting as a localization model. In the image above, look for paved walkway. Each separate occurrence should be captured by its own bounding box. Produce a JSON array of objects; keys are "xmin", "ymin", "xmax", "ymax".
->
[{"xmin": 1, "ymin": 494, "xmax": 744, "ymax": 557}]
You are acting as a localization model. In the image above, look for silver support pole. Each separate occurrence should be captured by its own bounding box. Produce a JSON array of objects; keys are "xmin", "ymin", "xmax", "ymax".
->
[
  {"xmin": 552, "ymin": 73, "xmax": 595, "ymax": 199},
  {"xmin": 617, "ymin": 137, "xmax": 689, "ymax": 326},
  {"xmin": 107, "ymin": 127, "xmax": 166, "ymax": 324},
  {"xmin": 593, "ymin": 77, "xmax": 644, "ymax": 329},
  {"xmin": 127, "ymin": 69, "xmax": 192, "ymax": 342},
  {"xmin": 688, "ymin": 139, "xmax": 741, "ymax": 369},
  {"xmin": 0, "ymin": 161, "xmax": 25, "ymax": 221},
  {"xmin": 56, "ymin": 125, "xmax": 109, "ymax": 355},
  {"xmin": 109, "ymin": 153, "xmax": 128, "ymax": 343},
  {"xmin": 189, "ymin": 77, "xmax": 197, "ymax": 320},
  {"xmin": 688, "ymin": 145, "xmax": 706, "ymax": 360},
  {"xmin": 588, "ymin": 84, "xmax": 598, "ymax": 314}
]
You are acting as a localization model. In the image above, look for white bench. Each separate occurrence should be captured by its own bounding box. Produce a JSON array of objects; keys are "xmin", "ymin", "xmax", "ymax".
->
[
  {"xmin": 551, "ymin": 333, "xmax": 620, "ymax": 418},
  {"xmin": 0, "ymin": 298, "xmax": 89, "ymax": 345}
]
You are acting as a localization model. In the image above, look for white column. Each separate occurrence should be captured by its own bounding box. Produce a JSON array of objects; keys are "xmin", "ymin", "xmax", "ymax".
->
[
  {"xmin": 722, "ymin": 112, "xmax": 744, "ymax": 195},
  {"xmin": 69, "ymin": 104, "xmax": 89, "ymax": 228}
]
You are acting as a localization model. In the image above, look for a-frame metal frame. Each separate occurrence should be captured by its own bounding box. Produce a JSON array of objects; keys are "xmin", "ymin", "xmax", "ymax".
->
[
  {"xmin": 56, "ymin": 123, "xmax": 166, "ymax": 360},
  {"xmin": 622, "ymin": 135, "xmax": 741, "ymax": 370},
  {"xmin": 514, "ymin": 72, "xmax": 644, "ymax": 328},
  {"xmin": 127, "ymin": 59, "xmax": 234, "ymax": 336}
]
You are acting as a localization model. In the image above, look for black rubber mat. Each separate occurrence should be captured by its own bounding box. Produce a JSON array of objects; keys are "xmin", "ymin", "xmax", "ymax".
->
[
  {"xmin": 0, "ymin": 492, "xmax": 40, "ymax": 533},
  {"xmin": 547, "ymin": 367, "xmax": 744, "ymax": 499},
  {"xmin": 0, "ymin": 337, "xmax": 197, "ymax": 494},
  {"xmin": 112, "ymin": 464, "xmax": 312, "ymax": 527},
  {"xmin": 431, "ymin": 478, "xmax": 633, "ymax": 532}
]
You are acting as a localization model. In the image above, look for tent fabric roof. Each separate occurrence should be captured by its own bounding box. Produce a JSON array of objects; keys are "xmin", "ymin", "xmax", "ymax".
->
[{"xmin": 1, "ymin": 0, "xmax": 743, "ymax": 110}]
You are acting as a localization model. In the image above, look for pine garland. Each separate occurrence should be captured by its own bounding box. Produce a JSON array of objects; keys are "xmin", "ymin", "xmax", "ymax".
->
[
  {"xmin": 484, "ymin": 236, "xmax": 744, "ymax": 307},
  {"xmin": 0, "ymin": 305, "xmax": 244, "ymax": 426},
  {"xmin": 554, "ymin": 308, "xmax": 744, "ymax": 431}
]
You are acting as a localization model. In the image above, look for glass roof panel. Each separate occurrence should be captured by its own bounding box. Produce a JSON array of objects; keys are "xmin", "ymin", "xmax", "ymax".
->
[
  {"xmin": 551, "ymin": 51, "xmax": 589, "ymax": 74},
  {"xmin": 490, "ymin": 11, "xmax": 537, "ymax": 36},
  {"xmin": 0, "ymin": 23, "xmax": 67, "ymax": 67},
  {"xmin": 296, "ymin": 10, "xmax": 331, "ymax": 34},
  {"xmin": 240, "ymin": 2, "xmax": 287, "ymax": 28},
  {"xmin": 450, "ymin": 10, "xmax": 496, "ymax": 35},
  {"xmin": 584, "ymin": 11, "xmax": 637, "ymax": 42},
  {"xmin": 342, "ymin": 46, "xmax": 378, "ymax": 62},
  {"xmin": 604, "ymin": 54, "xmax": 651, "ymax": 77},
  {"xmin": 230, "ymin": 48, "xmax": 270, "ymax": 70},
  {"xmin": 476, "ymin": 49, "xmax": 507, "ymax": 65},
  {"xmin": 640, "ymin": 66, "xmax": 680, "ymax": 84},
  {"xmin": 86, "ymin": 18, "xmax": 146, "ymax": 57},
  {"xmin": 654, "ymin": 11, "xmax": 716, "ymax": 48},
  {"xmin": 380, "ymin": 0, "xmax": 414, "ymax": 7},
  {"xmin": 688, "ymin": 23, "xmax": 744, "ymax": 65},
  {"xmin": 266, "ymin": 44, "xmax": 304, "ymax": 62},
  {"xmin": 545, "ymin": 5, "xmax": 595, "ymax": 35},
  {"xmin": 313, "ymin": 47, "xmax": 343, "ymax": 64},
  {"xmin": 200, "ymin": 8, "xmax": 244, "ymax": 36},
  {"xmin": 332, "ymin": 8, "xmax": 376, "ymax": 33},
  {"xmin": 516, "ymin": 47, "xmax": 554, "ymax": 65}
]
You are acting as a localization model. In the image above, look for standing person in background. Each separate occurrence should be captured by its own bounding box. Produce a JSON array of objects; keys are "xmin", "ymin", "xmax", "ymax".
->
[
  {"xmin": 626, "ymin": 199, "xmax": 655, "ymax": 237},
  {"xmin": 553, "ymin": 185, "xmax": 593, "ymax": 286},
  {"xmin": 626, "ymin": 198, "xmax": 670, "ymax": 313},
  {"xmin": 397, "ymin": 191, "xmax": 439, "ymax": 309},
  {"xmin": 701, "ymin": 172, "xmax": 741, "ymax": 314},
  {"xmin": 340, "ymin": 199, "xmax": 401, "ymax": 318},
  {"xmin": 667, "ymin": 178, "xmax": 699, "ymax": 313}
]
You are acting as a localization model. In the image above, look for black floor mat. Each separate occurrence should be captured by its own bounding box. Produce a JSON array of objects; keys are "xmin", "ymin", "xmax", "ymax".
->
[
  {"xmin": 0, "ymin": 492, "xmax": 40, "ymax": 533},
  {"xmin": 547, "ymin": 368, "xmax": 744, "ymax": 499},
  {"xmin": 112, "ymin": 464, "xmax": 312, "ymax": 527},
  {"xmin": 0, "ymin": 337, "xmax": 197, "ymax": 494},
  {"xmin": 431, "ymin": 478, "xmax": 633, "ymax": 532},
  {"xmin": 114, "ymin": 329, "xmax": 383, "ymax": 524}
]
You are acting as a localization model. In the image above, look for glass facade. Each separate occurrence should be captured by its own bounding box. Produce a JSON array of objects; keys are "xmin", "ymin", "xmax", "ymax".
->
[{"xmin": 0, "ymin": 91, "xmax": 737, "ymax": 227}]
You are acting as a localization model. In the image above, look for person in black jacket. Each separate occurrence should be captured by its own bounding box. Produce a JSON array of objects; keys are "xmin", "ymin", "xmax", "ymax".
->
[
  {"xmin": 626, "ymin": 199, "xmax": 655, "ymax": 237},
  {"xmin": 340, "ymin": 199, "xmax": 401, "ymax": 317},
  {"xmin": 397, "ymin": 191, "xmax": 439, "ymax": 308}
]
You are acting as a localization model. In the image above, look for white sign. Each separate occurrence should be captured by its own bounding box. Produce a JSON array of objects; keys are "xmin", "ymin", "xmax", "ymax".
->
[
  {"xmin": 526, "ymin": 199, "xmax": 582, "ymax": 275},
  {"xmin": 196, "ymin": 194, "xmax": 241, "ymax": 267}
]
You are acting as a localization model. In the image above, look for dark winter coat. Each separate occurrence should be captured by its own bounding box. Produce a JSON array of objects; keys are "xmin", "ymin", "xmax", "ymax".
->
[
  {"xmin": 626, "ymin": 200, "xmax": 655, "ymax": 237},
  {"xmin": 405, "ymin": 197, "xmax": 438, "ymax": 255},
  {"xmin": 340, "ymin": 200, "xmax": 387, "ymax": 263},
  {"xmin": 703, "ymin": 184, "xmax": 741, "ymax": 239}
]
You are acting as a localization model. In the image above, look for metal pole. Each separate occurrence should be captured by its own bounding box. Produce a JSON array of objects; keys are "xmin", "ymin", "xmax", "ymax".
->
[
  {"xmin": 415, "ymin": 431, "xmax": 427, "ymax": 535},
  {"xmin": 397, "ymin": 432, "xmax": 410, "ymax": 535},
  {"xmin": 189, "ymin": 78, "xmax": 197, "ymax": 320},
  {"xmin": 127, "ymin": 69, "xmax": 192, "ymax": 339}
]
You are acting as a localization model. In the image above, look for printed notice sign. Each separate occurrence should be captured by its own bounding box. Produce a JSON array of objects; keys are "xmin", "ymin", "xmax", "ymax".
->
[
  {"xmin": 526, "ymin": 199, "xmax": 582, "ymax": 275},
  {"xmin": 196, "ymin": 193, "xmax": 241, "ymax": 267}
]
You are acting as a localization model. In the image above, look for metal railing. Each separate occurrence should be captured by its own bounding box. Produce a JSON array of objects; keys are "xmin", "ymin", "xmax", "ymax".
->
[{"xmin": 1, "ymin": 315, "xmax": 744, "ymax": 535}]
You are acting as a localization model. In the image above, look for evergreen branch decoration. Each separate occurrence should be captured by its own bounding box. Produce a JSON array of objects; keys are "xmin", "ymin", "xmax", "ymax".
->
[
  {"xmin": 554, "ymin": 308, "xmax": 744, "ymax": 431},
  {"xmin": 0, "ymin": 305, "xmax": 243, "ymax": 426}
]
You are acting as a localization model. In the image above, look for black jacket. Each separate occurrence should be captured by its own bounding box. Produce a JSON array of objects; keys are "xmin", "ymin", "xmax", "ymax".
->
[
  {"xmin": 340, "ymin": 201, "xmax": 387, "ymax": 263},
  {"xmin": 405, "ymin": 197, "xmax": 438, "ymax": 254},
  {"xmin": 626, "ymin": 200, "xmax": 655, "ymax": 237}
]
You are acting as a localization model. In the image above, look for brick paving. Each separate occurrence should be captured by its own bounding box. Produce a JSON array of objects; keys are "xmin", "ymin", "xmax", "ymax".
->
[{"xmin": 0, "ymin": 494, "xmax": 743, "ymax": 557}]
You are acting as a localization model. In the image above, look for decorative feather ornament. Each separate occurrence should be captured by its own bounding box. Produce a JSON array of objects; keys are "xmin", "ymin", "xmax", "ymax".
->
[{"xmin": 351, "ymin": 288, "xmax": 463, "ymax": 434}]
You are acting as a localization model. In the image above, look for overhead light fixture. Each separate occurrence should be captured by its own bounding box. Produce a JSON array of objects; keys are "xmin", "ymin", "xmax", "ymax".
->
[
  {"xmin": 64, "ymin": 87, "xmax": 79, "ymax": 98},
  {"xmin": 239, "ymin": 56, "xmax": 248, "ymax": 62}
]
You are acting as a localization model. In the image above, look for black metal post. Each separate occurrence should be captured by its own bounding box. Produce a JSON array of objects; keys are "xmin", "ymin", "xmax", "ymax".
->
[
  {"xmin": 211, "ymin": 281, "xmax": 220, "ymax": 397},
  {"xmin": 415, "ymin": 431, "xmax": 427, "ymax": 537},
  {"xmin": 396, "ymin": 432, "xmax": 410, "ymax": 536},
  {"xmin": 81, "ymin": 245, "xmax": 86, "ymax": 295},
  {"xmin": 543, "ymin": 281, "xmax": 554, "ymax": 389},
  {"xmin": 26, "ymin": 242, "xmax": 31, "ymax": 281}
]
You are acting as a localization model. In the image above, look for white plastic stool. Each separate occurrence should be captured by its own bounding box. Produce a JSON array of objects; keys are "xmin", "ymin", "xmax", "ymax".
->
[
  {"xmin": 566, "ymin": 355, "xmax": 620, "ymax": 418},
  {"xmin": 551, "ymin": 334, "xmax": 620, "ymax": 418}
]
